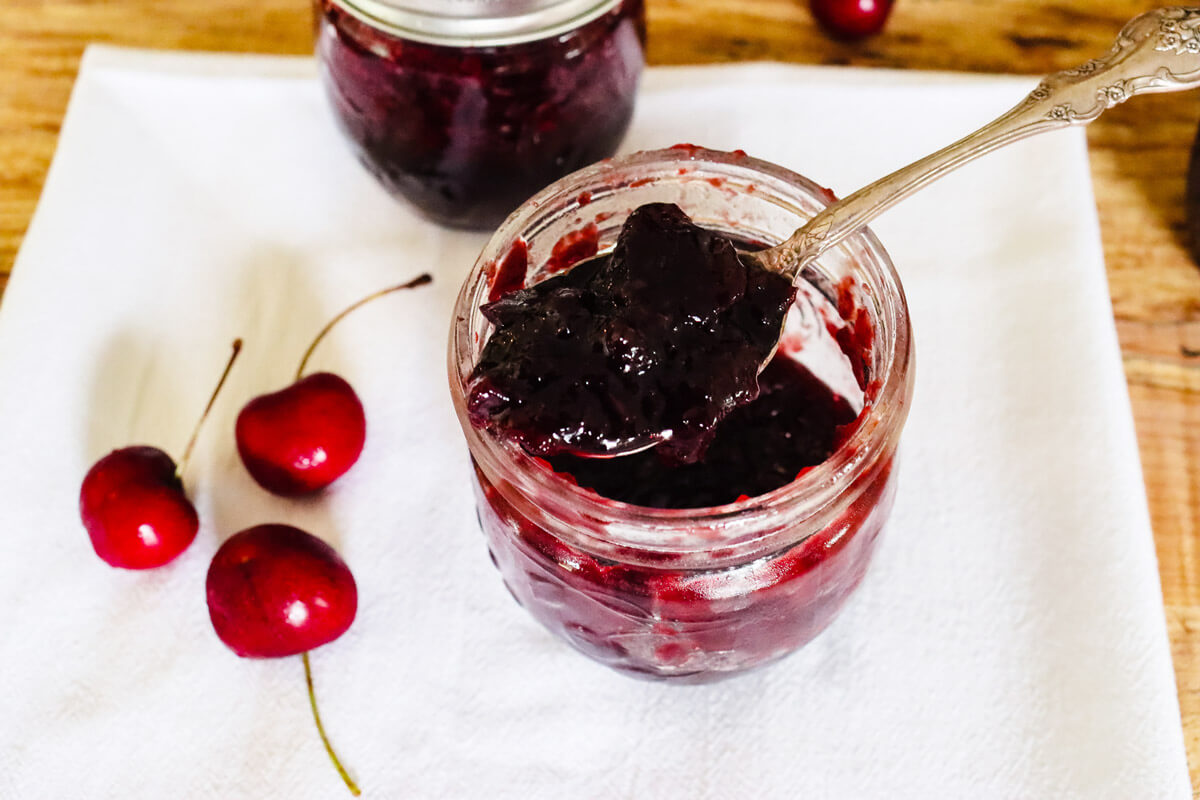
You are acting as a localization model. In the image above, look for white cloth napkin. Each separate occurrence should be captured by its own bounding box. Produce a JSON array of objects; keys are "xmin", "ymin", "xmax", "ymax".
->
[{"xmin": 0, "ymin": 45, "xmax": 1189, "ymax": 799}]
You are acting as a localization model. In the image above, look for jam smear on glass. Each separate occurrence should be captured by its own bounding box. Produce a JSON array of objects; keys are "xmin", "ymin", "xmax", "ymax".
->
[
  {"xmin": 466, "ymin": 203, "xmax": 797, "ymax": 464},
  {"xmin": 476, "ymin": 448, "xmax": 895, "ymax": 680}
]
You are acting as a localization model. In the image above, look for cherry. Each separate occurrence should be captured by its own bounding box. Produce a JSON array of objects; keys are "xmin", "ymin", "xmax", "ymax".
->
[
  {"xmin": 206, "ymin": 524, "xmax": 358, "ymax": 658},
  {"xmin": 79, "ymin": 340, "xmax": 242, "ymax": 569},
  {"xmin": 236, "ymin": 274, "xmax": 432, "ymax": 496},
  {"xmin": 236, "ymin": 373, "xmax": 367, "ymax": 496},
  {"xmin": 809, "ymin": 0, "xmax": 894, "ymax": 40},
  {"xmin": 80, "ymin": 447, "xmax": 198, "ymax": 568},
  {"xmin": 206, "ymin": 523, "xmax": 360, "ymax": 795}
]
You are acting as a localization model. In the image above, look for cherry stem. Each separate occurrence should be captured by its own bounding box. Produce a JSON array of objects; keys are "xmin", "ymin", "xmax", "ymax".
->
[
  {"xmin": 295, "ymin": 274, "xmax": 433, "ymax": 381},
  {"xmin": 303, "ymin": 651, "xmax": 361, "ymax": 797},
  {"xmin": 176, "ymin": 339, "xmax": 243, "ymax": 480}
]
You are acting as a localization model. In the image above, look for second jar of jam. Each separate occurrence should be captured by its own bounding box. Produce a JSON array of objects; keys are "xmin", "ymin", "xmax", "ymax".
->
[{"xmin": 316, "ymin": 0, "xmax": 646, "ymax": 230}]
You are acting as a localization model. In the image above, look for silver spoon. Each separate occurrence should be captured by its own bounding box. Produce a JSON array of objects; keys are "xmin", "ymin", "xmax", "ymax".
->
[
  {"xmin": 747, "ymin": 6, "xmax": 1200, "ymax": 293},
  {"xmin": 550, "ymin": 7, "xmax": 1200, "ymax": 459}
]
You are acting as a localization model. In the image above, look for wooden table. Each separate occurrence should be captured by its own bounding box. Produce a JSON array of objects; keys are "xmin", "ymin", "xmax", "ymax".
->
[{"xmin": 4, "ymin": 0, "xmax": 1200, "ymax": 788}]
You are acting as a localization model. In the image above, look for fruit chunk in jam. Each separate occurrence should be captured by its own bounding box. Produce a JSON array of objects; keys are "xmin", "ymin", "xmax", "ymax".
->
[
  {"xmin": 316, "ymin": 0, "xmax": 645, "ymax": 230},
  {"xmin": 467, "ymin": 203, "xmax": 797, "ymax": 463}
]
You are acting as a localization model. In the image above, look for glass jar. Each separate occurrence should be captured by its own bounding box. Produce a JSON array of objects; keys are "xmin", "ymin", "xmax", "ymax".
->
[
  {"xmin": 315, "ymin": 0, "xmax": 646, "ymax": 230},
  {"xmin": 448, "ymin": 147, "xmax": 915, "ymax": 682}
]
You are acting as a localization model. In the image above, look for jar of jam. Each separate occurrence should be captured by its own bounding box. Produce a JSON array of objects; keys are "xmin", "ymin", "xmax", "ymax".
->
[
  {"xmin": 315, "ymin": 0, "xmax": 646, "ymax": 230},
  {"xmin": 448, "ymin": 147, "xmax": 915, "ymax": 682}
]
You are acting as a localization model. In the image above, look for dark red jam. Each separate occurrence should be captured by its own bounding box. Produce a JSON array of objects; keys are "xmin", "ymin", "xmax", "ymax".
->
[
  {"xmin": 549, "ymin": 355, "xmax": 857, "ymax": 507},
  {"xmin": 466, "ymin": 203, "xmax": 797, "ymax": 463},
  {"xmin": 316, "ymin": 0, "xmax": 646, "ymax": 230}
]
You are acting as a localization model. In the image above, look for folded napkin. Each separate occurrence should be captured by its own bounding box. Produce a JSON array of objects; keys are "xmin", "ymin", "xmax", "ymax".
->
[{"xmin": 0, "ymin": 46, "xmax": 1189, "ymax": 799}]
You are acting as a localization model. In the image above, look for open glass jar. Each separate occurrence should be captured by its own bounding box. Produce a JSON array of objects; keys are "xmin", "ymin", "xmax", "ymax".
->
[
  {"xmin": 449, "ymin": 147, "xmax": 914, "ymax": 682},
  {"xmin": 315, "ymin": 0, "xmax": 645, "ymax": 230}
]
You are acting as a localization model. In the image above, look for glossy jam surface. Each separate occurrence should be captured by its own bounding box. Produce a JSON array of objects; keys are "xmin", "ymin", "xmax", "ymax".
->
[
  {"xmin": 317, "ymin": 0, "xmax": 645, "ymax": 230},
  {"xmin": 466, "ymin": 203, "xmax": 797, "ymax": 463},
  {"xmin": 549, "ymin": 355, "xmax": 857, "ymax": 508}
]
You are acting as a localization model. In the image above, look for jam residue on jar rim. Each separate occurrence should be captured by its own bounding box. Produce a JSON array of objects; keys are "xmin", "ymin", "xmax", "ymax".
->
[{"xmin": 449, "ymin": 146, "xmax": 914, "ymax": 566}]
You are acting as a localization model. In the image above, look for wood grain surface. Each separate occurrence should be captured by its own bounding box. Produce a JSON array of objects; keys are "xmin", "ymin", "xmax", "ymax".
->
[{"xmin": 4, "ymin": 0, "xmax": 1200, "ymax": 790}]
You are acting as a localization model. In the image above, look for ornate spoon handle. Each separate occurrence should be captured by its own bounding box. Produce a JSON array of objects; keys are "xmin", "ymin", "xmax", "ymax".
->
[{"xmin": 752, "ymin": 7, "xmax": 1200, "ymax": 280}]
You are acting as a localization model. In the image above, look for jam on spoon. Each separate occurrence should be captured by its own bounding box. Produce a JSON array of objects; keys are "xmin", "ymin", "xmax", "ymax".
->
[{"xmin": 466, "ymin": 203, "xmax": 796, "ymax": 463}]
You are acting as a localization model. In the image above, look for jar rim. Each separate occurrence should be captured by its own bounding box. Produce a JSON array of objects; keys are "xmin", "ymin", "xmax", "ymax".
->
[
  {"xmin": 449, "ymin": 147, "xmax": 914, "ymax": 560},
  {"xmin": 325, "ymin": 0, "xmax": 623, "ymax": 47}
]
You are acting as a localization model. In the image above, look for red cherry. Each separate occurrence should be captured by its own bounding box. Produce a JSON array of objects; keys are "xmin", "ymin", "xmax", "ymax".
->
[
  {"xmin": 809, "ymin": 0, "xmax": 894, "ymax": 39},
  {"xmin": 207, "ymin": 524, "xmax": 363, "ymax": 794},
  {"xmin": 206, "ymin": 523, "xmax": 358, "ymax": 658},
  {"xmin": 236, "ymin": 373, "xmax": 367, "ymax": 496},
  {"xmin": 234, "ymin": 273, "xmax": 431, "ymax": 497},
  {"xmin": 79, "ymin": 340, "xmax": 242, "ymax": 569},
  {"xmin": 79, "ymin": 446, "xmax": 198, "ymax": 569}
]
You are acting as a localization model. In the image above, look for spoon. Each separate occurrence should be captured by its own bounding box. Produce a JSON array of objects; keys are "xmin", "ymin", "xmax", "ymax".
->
[
  {"xmin": 613, "ymin": 7, "xmax": 1200, "ymax": 459},
  {"xmin": 480, "ymin": 8, "xmax": 1200, "ymax": 462},
  {"xmin": 746, "ymin": 6, "xmax": 1200, "ymax": 296}
]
